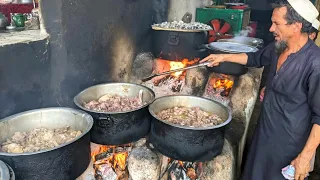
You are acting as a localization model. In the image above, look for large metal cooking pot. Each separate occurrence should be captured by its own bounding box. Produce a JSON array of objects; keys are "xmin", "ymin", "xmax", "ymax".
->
[
  {"xmin": 148, "ymin": 95, "xmax": 232, "ymax": 162},
  {"xmin": 152, "ymin": 28, "xmax": 209, "ymax": 61},
  {"xmin": 217, "ymin": 37, "xmax": 264, "ymax": 48},
  {"xmin": 0, "ymin": 108, "xmax": 93, "ymax": 180},
  {"xmin": 205, "ymin": 42, "xmax": 259, "ymax": 76},
  {"xmin": 74, "ymin": 83, "xmax": 155, "ymax": 145}
]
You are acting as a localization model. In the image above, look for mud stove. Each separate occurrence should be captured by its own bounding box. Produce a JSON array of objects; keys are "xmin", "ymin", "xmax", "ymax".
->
[{"xmin": 77, "ymin": 51, "xmax": 263, "ymax": 180}]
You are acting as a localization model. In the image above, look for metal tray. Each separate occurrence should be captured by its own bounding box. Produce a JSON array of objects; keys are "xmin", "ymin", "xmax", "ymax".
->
[{"xmin": 208, "ymin": 42, "xmax": 258, "ymax": 53}]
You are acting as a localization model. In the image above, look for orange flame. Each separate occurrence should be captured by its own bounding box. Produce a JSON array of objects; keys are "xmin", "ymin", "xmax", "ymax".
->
[
  {"xmin": 169, "ymin": 61, "xmax": 185, "ymax": 77},
  {"xmin": 168, "ymin": 58, "xmax": 200, "ymax": 77},
  {"xmin": 114, "ymin": 152, "xmax": 128, "ymax": 170},
  {"xmin": 213, "ymin": 78, "xmax": 234, "ymax": 89},
  {"xmin": 91, "ymin": 145, "xmax": 108, "ymax": 162},
  {"xmin": 91, "ymin": 144, "xmax": 130, "ymax": 172}
]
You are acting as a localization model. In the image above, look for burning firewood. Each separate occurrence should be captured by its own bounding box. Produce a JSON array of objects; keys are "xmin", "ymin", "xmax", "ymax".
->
[
  {"xmin": 91, "ymin": 144, "xmax": 131, "ymax": 180},
  {"xmin": 165, "ymin": 159, "xmax": 202, "ymax": 180},
  {"xmin": 187, "ymin": 168, "xmax": 197, "ymax": 180}
]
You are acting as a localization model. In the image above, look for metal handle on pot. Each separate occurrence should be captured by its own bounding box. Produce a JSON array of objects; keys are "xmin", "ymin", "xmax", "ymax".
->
[
  {"xmin": 196, "ymin": 43, "xmax": 211, "ymax": 53},
  {"xmin": 202, "ymin": 44, "xmax": 212, "ymax": 50},
  {"xmin": 98, "ymin": 115, "xmax": 114, "ymax": 128},
  {"xmin": 168, "ymin": 32, "xmax": 180, "ymax": 45}
]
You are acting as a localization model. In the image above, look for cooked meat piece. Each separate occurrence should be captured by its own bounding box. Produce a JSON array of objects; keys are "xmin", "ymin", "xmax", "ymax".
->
[
  {"xmin": 2, "ymin": 143, "xmax": 24, "ymax": 153},
  {"xmin": 156, "ymin": 106, "xmax": 224, "ymax": 128},
  {"xmin": 84, "ymin": 94, "xmax": 146, "ymax": 112},
  {"xmin": 1, "ymin": 127, "xmax": 82, "ymax": 153}
]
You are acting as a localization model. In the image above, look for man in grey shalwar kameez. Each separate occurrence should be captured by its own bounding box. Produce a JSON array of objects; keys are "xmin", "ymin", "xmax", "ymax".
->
[{"xmin": 201, "ymin": 0, "xmax": 320, "ymax": 179}]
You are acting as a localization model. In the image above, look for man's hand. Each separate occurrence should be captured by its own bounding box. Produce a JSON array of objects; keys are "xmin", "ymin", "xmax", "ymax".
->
[
  {"xmin": 200, "ymin": 54, "xmax": 225, "ymax": 67},
  {"xmin": 291, "ymin": 154, "xmax": 312, "ymax": 180},
  {"xmin": 260, "ymin": 87, "xmax": 266, "ymax": 102}
]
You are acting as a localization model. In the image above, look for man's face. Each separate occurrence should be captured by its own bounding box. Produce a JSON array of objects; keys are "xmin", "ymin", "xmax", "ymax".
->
[{"xmin": 269, "ymin": 7, "xmax": 294, "ymax": 42}]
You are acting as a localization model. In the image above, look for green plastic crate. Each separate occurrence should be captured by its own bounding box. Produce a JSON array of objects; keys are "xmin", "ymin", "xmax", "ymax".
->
[{"xmin": 196, "ymin": 8, "xmax": 251, "ymax": 33}]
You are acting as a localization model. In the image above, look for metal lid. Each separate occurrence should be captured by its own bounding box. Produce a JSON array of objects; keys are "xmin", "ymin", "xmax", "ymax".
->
[{"xmin": 208, "ymin": 42, "xmax": 259, "ymax": 53}]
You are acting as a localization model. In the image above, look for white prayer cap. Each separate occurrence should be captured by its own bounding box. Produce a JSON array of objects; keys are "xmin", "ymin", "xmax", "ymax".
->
[
  {"xmin": 287, "ymin": 0, "xmax": 319, "ymax": 24},
  {"xmin": 312, "ymin": 19, "xmax": 320, "ymax": 30}
]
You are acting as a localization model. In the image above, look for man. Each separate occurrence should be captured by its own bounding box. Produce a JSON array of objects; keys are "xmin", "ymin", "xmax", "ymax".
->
[
  {"xmin": 260, "ymin": 19, "xmax": 320, "ymax": 102},
  {"xmin": 200, "ymin": 0, "xmax": 320, "ymax": 179}
]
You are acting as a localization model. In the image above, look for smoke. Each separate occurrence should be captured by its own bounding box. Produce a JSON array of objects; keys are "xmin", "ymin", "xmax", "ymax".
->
[{"xmin": 233, "ymin": 26, "xmax": 253, "ymax": 37}]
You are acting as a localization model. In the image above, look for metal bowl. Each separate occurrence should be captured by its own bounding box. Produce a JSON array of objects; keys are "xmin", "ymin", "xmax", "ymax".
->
[
  {"xmin": 74, "ymin": 82, "xmax": 155, "ymax": 114},
  {"xmin": 148, "ymin": 95, "xmax": 232, "ymax": 161},
  {"xmin": 0, "ymin": 108, "xmax": 93, "ymax": 180},
  {"xmin": 74, "ymin": 83, "xmax": 155, "ymax": 145},
  {"xmin": 205, "ymin": 42, "xmax": 258, "ymax": 76},
  {"xmin": 207, "ymin": 42, "xmax": 259, "ymax": 53},
  {"xmin": 149, "ymin": 95, "xmax": 232, "ymax": 130},
  {"xmin": 217, "ymin": 37, "xmax": 264, "ymax": 48}
]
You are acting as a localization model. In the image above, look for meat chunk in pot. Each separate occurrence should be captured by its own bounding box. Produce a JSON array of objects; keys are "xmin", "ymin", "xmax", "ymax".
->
[
  {"xmin": 156, "ymin": 106, "xmax": 224, "ymax": 128},
  {"xmin": 84, "ymin": 94, "xmax": 146, "ymax": 112},
  {"xmin": 1, "ymin": 127, "xmax": 82, "ymax": 153}
]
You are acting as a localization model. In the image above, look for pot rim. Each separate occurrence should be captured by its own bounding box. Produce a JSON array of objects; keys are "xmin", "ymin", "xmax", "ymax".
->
[
  {"xmin": 148, "ymin": 95, "xmax": 232, "ymax": 130},
  {"xmin": 217, "ymin": 37, "xmax": 264, "ymax": 48},
  {"xmin": 74, "ymin": 82, "xmax": 156, "ymax": 114},
  {"xmin": 151, "ymin": 26, "xmax": 211, "ymax": 32},
  {"xmin": 207, "ymin": 42, "xmax": 259, "ymax": 53},
  {"xmin": 0, "ymin": 107, "xmax": 93, "ymax": 156}
]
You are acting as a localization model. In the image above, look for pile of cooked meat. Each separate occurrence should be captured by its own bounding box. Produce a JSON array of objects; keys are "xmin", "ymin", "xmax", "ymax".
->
[
  {"xmin": 84, "ymin": 94, "xmax": 145, "ymax": 112},
  {"xmin": 0, "ymin": 127, "xmax": 82, "ymax": 153},
  {"xmin": 156, "ymin": 106, "xmax": 224, "ymax": 128},
  {"xmin": 152, "ymin": 21, "xmax": 212, "ymax": 30}
]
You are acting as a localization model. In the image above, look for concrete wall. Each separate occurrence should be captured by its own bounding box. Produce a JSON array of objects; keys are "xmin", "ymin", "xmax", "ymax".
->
[
  {"xmin": 167, "ymin": 0, "xmax": 211, "ymax": 22},
  {"xmin": 0, "ymin": 0, "xmax": 168, "ymax": 118},
  {"xmin": 0, "ymin": 39, "xmax": 50, "ymax": 119},
  {"xmin": 0, "ymin": 0, "xmax": 212, "ymax": 118}
]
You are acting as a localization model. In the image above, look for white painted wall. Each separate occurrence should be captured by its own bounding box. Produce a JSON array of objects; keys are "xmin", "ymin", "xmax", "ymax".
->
[{"xmin": 167, "ymin": 0, "xmax": 212, "ymax": 22}]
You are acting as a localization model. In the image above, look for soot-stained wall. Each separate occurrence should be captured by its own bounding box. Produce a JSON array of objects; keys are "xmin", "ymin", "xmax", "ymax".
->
[{"xmin": 0, "ymin": 0, "xmax": 168, "ymax": 118}]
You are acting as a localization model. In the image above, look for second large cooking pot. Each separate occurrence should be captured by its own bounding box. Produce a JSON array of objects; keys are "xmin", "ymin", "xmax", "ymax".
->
[
  {"xmin": 0, "ymin": 108, "xmax": 93, "ymax": 180},
  {"xmin": 205, "ymin": 42, "xmax": 259, "ymax": 76},
  {"xmin": 74, "ymin": 83, "xmax": 155, "ymax": 145},
  {"xmin": 148, "ymin": 95, "xmax": 232, "ymax": 162},
  {"xmin": 152, "ymin": 28, "xmax": 209, "ymax": 61}
]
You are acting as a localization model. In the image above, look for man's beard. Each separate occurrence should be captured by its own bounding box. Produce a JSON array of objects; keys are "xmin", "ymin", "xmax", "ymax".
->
[{"xmin": 275, "ymin": 40, "xmax": 288, "ymax": 55}]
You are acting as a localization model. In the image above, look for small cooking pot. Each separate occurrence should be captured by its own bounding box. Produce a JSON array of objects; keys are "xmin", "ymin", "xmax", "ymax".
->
[
  {"xmin": 148, "ymin": 95, "xmax": 232, "ymax": 162},
  {"xmin": 0, "ymin": 108, "xmax": 93, "ymax": 180},
  {"xmin": 205, "ymin": 42, "xmax": 259, "ymax": 76},
  {"xmin": 74, "ymin": 83, "xmax": 155, "ymax": 145}
]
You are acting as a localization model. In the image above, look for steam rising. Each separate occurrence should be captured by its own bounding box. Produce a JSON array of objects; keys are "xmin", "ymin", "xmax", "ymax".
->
[{"xmin": 233, "ymin": 26, "xmax": 253, "ymax": 38}]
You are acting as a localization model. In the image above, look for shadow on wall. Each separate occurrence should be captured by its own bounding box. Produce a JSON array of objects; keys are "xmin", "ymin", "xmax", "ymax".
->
[
  {"xmin": 0, "ymin": 0, "xmax": 169, "ymax": 119},
  {"xmin": 39, "ymin": 0, "xmax": 169, "ymax": 108}
]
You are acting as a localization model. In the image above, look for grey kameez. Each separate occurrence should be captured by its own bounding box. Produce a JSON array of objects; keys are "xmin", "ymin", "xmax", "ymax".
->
[{"xmin": 242, "ymin": 39, "xmax": 320, "ymax": 180}]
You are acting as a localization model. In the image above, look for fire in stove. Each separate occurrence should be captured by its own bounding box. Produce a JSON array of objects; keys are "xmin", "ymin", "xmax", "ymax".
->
[
  {"xmin": 202, "ymin": 73, "xmax": 236, "ymax": 106},
  {"xmin": 91, "ymin": 143, "xmax": 132, "ymax": 180},
  {"xmin": 149, "ymin": 58, "xmax": 199, "ymax": 93},
  {"xmin": 160, "ymin": 158, "xmax": 203, "ymax": 180},
  {"xmin": 208, "ymin": 74, "xmax": 234, "ymax": 97}
]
